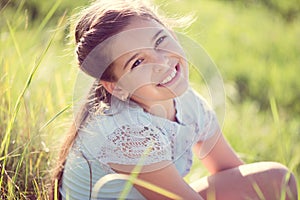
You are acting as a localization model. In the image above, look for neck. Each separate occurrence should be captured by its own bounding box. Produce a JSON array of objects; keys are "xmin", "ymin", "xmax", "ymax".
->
[{"xmin": 134, "ymin": 99, "xmax": 177, "ymax": 121}]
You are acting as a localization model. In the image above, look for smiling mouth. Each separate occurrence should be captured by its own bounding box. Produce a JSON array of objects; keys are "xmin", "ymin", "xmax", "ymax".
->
[{"xmin": 158, "ymin": 63, "xmax": 180, "ymax": 86}]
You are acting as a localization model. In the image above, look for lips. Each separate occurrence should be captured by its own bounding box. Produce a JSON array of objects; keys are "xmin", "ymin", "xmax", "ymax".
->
[{"xmin": 158, "ymin": 63, "xmax": 180, "ymax": 86}]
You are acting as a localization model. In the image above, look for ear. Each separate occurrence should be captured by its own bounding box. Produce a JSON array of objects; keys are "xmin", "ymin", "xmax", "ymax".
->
[
  {"xmin": 100, "ymin": 80, "xmax": 116, "ymax": 95},
  {"xmin": 100, "ymin": 80, "xmax": 129, "ymax": 101}
]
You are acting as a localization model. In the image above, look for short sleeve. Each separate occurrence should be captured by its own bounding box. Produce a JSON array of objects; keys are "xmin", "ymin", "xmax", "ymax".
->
[
  {"xmin": 196, "ymin": 94, "xmax": 221, "ymax": 142},
  {"xmin": 176, "ymin": 88, "xmax": 220, "ymax": 142},
  {"xmin": 98, "ymin": 124, "xmax": 172, "ymax": 166}
]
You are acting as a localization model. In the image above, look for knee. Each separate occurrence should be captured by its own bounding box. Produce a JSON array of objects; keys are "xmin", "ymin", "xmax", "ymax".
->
[
  {"xmin": 287, "ymin": 172, "xmax": 298, "ymax": 200},
  {"xmin": 264, "ymin": 162, "xmax": 298, "ymax": 200}
]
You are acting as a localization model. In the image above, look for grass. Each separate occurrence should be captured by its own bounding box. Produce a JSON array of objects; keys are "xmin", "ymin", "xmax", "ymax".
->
[{"xmin": 0, "ymin": 0, "xmax": 299, "ymax": 199}]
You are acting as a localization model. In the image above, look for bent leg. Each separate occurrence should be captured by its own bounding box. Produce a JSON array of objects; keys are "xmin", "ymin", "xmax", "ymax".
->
[{"xmin": 190, "ymin": 162, "xmax": 298, "ymax": 200}]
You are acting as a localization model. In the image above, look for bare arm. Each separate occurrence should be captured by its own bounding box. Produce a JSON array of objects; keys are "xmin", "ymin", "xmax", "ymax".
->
[
  {"xmin": 110, "ymin": 161, "xmax": 204, "ymax": 200},
  {"xmin": 194, "ymin": 131, "xmax": 244, "ymax": 174}
]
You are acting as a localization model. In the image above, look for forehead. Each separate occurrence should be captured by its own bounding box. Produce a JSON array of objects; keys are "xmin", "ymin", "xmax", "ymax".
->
[
  {"xmin": 80, "ymin": 18, "xmax": 169, "ymax": 78},
  {"xmin": 110, "ymin": 17, "xmax": 166, "ymax": 53},
  {"xmin": 106, "ymin": 17, "xmax": 168, "ymax": 63},
  {"xmin": 125, "ymin": 17, "xmax": 164, "ymax": 31}
]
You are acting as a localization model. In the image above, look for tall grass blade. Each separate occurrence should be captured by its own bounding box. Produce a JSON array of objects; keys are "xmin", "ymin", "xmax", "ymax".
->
[
  {"xmin": 252, "ymin": 181, "xmax": 266, "ymax": 200},
  {"xmin": 35, "ymin": 0, "xmax": 62, "ymax": 36},
  {"xmin": 14, "ymin": 0, "xmax": 26, "ymax": 17},
  {"xmin": 118, "ymin": 144, "xmax": 153, "ymax": 199},
  {"xmin": 269, "ymin": 95, "xmax": 279, "ymax": 124},
  {"xmin": 6, "ymin": 19, "xmax": 25, "ymax": 70},
  {"xmin": 92, "ymin": 141, "xmax": 182, "ymax": 199},
  {"xmin": 54, "ymin": 179, "xmax": 58, "ymax": 200},
  {"xmin": 39, "ymin": 104, "xmax": 71, "ymax": 131},
  {"xmin": 93, "ymin": 174, "xmax": 182, "ymax": 200},
  {"xmin": 269, "ymin": 95, "xmax": 288, "ymax": 164},
  {"xmin": 0, "ymin": 0, "xmax": 11, "ymax": 13},
  {"xmin": 0, "ymin": 11, "xmax": 67, "ymax": 189},
  {"xmin": 0, "ymin": 163, "xmax": 27, "ymax": 199},
  {"xmin": 32, "ymin": 179, "xmax": 40, "ymax": 199},
  {"xmin": 0, "ymin": 30, "xmax": 49, "ymax": 156},
  {"xmin": 7, "ymin": 178, "xmax": 14, "ymax": 199},
  {"xmin": 11, "ymin": 142, "xmax": 29, "ymax": 191},
  {"xmin": 280, "ymin": 172, "xmax": 292, "ymax": 200}
]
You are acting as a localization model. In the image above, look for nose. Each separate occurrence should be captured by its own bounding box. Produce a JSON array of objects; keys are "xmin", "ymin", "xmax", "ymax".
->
[{"xmin": 150, "ymin": 50, "xmax": 169, "ymax": 73}]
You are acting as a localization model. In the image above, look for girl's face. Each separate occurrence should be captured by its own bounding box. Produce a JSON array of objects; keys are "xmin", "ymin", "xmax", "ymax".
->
[{"xmin": 108, "ymin": 17, "xmax": 189, "ymax": 106}]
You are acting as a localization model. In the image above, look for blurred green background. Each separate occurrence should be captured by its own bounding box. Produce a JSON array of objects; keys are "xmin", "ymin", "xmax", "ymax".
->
[{"xmin": 0, "ymin": 0, "xmax": 299, "ymax": 199}]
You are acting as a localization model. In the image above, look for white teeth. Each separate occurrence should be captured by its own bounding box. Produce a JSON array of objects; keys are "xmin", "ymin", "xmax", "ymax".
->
[{"xmin": 160, "ymin": 69, "xmax": 177, "ymax": 85}]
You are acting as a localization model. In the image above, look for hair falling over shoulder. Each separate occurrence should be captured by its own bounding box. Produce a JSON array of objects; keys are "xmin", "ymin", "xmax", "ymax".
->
[{"xmin": 49, "ymin": 0, "xmax": 164, "ymax": 199}]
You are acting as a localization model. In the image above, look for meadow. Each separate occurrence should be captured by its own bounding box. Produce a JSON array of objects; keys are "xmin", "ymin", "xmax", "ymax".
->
[{"xmin": 0, "ymin": 0, "xmax": 299, "ymax": 199}]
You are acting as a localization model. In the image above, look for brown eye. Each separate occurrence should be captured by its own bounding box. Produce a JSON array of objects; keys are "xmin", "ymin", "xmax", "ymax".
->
[
  {"xmin": 155, "ymin": 35, "xmax": 167, "ymax": 48},
  {"xmin": 131, "ymin": 58, "xmax": 144, "ymax": 69}
]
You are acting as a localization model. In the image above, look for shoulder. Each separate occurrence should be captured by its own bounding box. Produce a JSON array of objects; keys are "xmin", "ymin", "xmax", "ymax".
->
[
  {"xmin": 176, "ymin": 87, "xmax": 212, "ymax": 122},
  {"xmin": 176, "ymin": 87, "xmax": 220, "ymax": 141},
  {"xmin": 182, "ymin": 87, "xmax": 211, "ymax": 109}
]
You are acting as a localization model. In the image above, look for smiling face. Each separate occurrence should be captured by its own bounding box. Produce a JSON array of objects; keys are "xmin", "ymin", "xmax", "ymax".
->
[{"xmin": 102, "ymin": 17, "xmax": 189, "ymax": 109}]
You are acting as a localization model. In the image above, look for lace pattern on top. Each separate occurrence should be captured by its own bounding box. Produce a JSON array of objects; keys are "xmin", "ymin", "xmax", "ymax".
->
[{"xmin": 98, "ymin": 124, "xmax": 172, "ymax": 166}]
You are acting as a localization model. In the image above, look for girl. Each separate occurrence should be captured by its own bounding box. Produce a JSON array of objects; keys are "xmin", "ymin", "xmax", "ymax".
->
[{"xmin": 50, "ymin": 0, "xmax": 297, "ymax": 199}]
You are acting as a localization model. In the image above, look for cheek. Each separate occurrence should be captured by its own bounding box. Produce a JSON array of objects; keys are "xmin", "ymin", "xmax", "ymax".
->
[
  {"xmin": 116, "ymin": 67, "xmax": 153, "ymax": 92},
  {"xmin": 179, "ymin": 57, "xmax": 189, "ymax": 79},
  {"xmin": 163, "ymin": 39, "xmax": 186, "ymax": 60}
]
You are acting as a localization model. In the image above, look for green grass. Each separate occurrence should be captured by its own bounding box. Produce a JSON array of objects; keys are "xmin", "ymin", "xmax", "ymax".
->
[{"xmin": 1, "ymin": 0, "xmax": 299, "ymax": 199}]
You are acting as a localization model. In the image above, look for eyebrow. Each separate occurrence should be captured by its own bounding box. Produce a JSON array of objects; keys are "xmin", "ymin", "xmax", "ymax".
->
[
  {"xmin": 123, "ymin": 29, "xmax": 164, "ymax": 69},
  {"xmin": 152, "ymin": 29, "xmax": 164, "ymax": 42}
]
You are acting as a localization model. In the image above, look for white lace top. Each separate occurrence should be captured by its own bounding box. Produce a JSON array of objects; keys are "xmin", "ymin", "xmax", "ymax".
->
[{"xmin": 60, "ymin": 87, "xmax": 220, "ymax": 200}]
